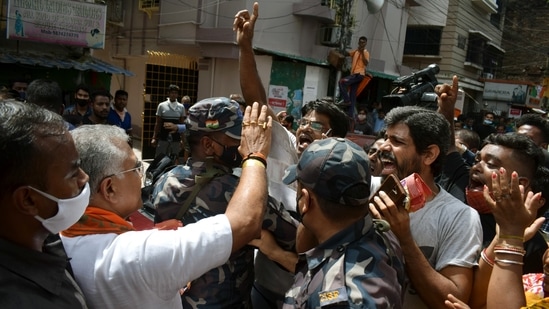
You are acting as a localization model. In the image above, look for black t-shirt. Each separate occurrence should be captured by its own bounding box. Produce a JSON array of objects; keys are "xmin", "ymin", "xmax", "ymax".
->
[{"xmin": 480, "ymin": 213, "xmax": 547, "ymax": 274}]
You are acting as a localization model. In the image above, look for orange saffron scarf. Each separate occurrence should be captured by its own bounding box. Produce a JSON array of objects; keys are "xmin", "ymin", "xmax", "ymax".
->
[{"xmin": 61, "ymin": 206, "xmax": 135, "ymax": 237}]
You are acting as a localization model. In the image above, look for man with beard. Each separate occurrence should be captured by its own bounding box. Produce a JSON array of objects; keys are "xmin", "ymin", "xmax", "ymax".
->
[
  {"xmin": 63, "ymin": 85, "xmax": 91, "ymax": 127},
  {"xmin": 369, "ymin": 101, "xmax": 482, "ymax": 308},
  {"xmin": 234, "ymin": 4, "xmax": 350, "ymax": 307},
  {"xmin": 153, "ymin": 98, "xmax": 297, "ymax": 308},
  {"xmin": 82, "ymin": 90, "xmax": 110, "ymax": 125},
  {"xmin": 107, "ymin": 90, "xmax": 132, "ymax": 136}
]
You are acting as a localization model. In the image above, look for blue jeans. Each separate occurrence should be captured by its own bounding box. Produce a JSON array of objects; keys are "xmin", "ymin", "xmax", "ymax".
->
[{"xmin": 339, "ymin": 73, "xmax": 364, "ymax": 117}]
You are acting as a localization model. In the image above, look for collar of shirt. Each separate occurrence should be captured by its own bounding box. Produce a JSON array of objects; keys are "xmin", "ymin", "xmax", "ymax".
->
[{"xmin": 303, "ymin": 215, "xmax": 373, "ymax": 270}]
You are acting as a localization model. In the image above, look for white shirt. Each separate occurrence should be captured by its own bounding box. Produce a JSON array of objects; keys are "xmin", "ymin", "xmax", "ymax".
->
[{"xmin": 61, "ymin": 215, "xmax": 233, "ymax": 309}]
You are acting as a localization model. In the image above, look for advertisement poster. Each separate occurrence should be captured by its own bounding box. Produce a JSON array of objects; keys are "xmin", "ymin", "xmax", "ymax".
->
[
  {"xmin": 268, "ymin": 85, "xmax": 288, "ymax": 114},
  {"xmin": 483, "ymin": 82, "xmax": 527, "ymax": 104},
  {"xmin": 526, "ymin": 85, "xmax": 543, "ymax": 108},
  {"xmin": 7, "ymin": 0, "xmax": 107, "ymax": 49}
]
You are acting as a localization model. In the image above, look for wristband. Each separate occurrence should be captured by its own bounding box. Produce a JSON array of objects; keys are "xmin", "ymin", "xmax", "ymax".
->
[
  {"xmin": 246, "ymin": 152, "xmax": 267, "ymax": 162},
  {"xmin": 242, "ymin": 158, "xmax": 266, "ymax": 169},
  {"xmin": 499, "ymin": 234, "xmax": 524, "ymax": 241},
  {"xmin": 242, "ymin": 153, "xmax": 267, "ymax": 168}
]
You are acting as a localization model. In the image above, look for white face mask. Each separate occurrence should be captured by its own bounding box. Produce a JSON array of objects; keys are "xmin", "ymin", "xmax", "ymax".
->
[
  {"xmin": 357, "ymin": 115, "xmax": 367, "ymax": 121},
  {"xmin": 29, "ymin": 183, "xmax": 90, "ymax": 234}
]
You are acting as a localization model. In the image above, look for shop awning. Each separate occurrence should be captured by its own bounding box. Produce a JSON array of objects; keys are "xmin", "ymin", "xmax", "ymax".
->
[
  {"xmin": 254, "ymin": 47, "xmax": 398, "ymax": 80},
  {"xmin": 367, "ymin": 70, "xmax": 398, "ymax": 80},
  {"xmin": 0, "ymin": 52, "xmax": 134, "ymax": 76}
]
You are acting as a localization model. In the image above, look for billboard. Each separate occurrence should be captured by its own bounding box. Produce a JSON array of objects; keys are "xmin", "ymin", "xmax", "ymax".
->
[
  {"xmin": 7, "ymin": 0, "xmax": 107, "ymax": 49},
  {"xmin": 483, "ymin": 82, "xmax": 527, "ymax": 104}
]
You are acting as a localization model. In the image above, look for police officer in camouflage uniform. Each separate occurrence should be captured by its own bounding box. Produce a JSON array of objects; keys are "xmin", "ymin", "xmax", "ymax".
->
[
  {"xmin": 281, "ymin": 138, "xmax": 405, "ymax": 308},
  {"xmin": 153, "ymin": 97, "xmax": 297, "ymax": 309}
]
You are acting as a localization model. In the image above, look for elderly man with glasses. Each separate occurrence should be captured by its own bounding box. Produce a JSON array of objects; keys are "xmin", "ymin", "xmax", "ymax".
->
[{"xmin": 60, "ymin": 103, "xmax": 273, "ymax": 309}]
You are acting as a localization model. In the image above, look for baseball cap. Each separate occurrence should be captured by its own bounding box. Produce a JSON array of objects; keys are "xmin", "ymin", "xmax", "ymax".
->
[
  {"xmin": 186, "ymin": 97, "xmax": 243, "ymax": 139},
  {"xmin": 283, "ymin": 137, "xmax": 371, "ymax": 206}
]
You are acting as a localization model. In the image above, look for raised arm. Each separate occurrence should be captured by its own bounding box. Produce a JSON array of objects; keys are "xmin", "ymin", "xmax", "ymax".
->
[
  {"xmin": 234, "ymin": 2, "xmax": 278, "ymax": 121},
  {"xmin": 225, "ymin": 102, "xmax": 272, "ymax": 252},
  {"xmin": 435, "ymin": 75, "xmax": 459, "ymax": 154}
]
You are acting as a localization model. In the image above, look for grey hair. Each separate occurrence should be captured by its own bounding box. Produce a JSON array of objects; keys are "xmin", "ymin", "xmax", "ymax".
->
[
  {"xmin": 0, "ymin": 100, "xmax": 67, "ymax": 195},
  {"xmin": 70, "ymin": 125, "xmax": 130, "ymax": 193}
]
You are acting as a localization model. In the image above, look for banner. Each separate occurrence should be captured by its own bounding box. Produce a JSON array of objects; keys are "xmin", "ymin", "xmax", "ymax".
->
[
  {"xmin": 7, "ymin": 0, "xmax": 107, "ymax": 49},
  {"xmin": 483, "ymin": 82, "xmax": 527, "ymax": 104}
]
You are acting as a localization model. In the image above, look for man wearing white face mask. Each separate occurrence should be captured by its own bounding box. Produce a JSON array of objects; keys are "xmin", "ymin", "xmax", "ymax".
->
[
  {"xmin": 0, "ymin": 99, "xmax": 91, "ymax": 309},
  {"xmin": 354, "ymin": 107, "xmax": 373, "ymax": 135},
  {"xmin": 61, "ymin": 103, "xmax": 274, "ymax": 309}
]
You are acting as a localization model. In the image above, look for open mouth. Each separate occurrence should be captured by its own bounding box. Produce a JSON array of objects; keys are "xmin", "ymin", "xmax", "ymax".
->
[
  {"xmin": 468, "ymin": 175, "xmax": 484, "ymax": 191},
  {"xmin": 381, "ymin": 159, "xmax": 396, "ymax": 175},
  {"xmin": 297, "ymin": 134, "xmax": 314, "ymax": 152}
]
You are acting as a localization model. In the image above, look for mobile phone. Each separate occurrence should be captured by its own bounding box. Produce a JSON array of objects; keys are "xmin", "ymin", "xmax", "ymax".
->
[{"xmin": 369, "ymin": 174, "xmax": 408, "ymax": 208}]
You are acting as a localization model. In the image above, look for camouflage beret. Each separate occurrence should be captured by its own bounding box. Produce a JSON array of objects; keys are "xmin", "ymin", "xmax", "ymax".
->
[
  {"xmin": 283, "ymin": 138, "xmax": 371, "ymax": 206},
  {"xmin": 186, "ymin": 97, "xmax": 243, "ymax": 139}
]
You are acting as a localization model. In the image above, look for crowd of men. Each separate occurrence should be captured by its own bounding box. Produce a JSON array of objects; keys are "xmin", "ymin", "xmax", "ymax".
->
[{"xmin": 1, "ymin": 2, "xmax": 549, "ymax": 309}]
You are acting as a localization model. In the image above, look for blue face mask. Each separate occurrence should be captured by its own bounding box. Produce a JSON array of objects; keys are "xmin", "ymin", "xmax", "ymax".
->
[{"xmin": 483, "ymin": 119, "xmax": 493, "ymax": 125}]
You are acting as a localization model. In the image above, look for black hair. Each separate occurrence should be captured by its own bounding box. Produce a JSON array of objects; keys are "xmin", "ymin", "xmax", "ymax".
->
[
  {"xmin": 385, "ymin": 106, "xmax": 450, "ymax": 176},
  {"xmin": 482, "ymin": 133, "xmax": 543, "ymax": 181},
  {"xmin": 301, "ymin": 99, "xmax": 349, "ymax": 137},
  {"xmin": 168, "ymin": 84, "xmax": 180, "ymax": 92},
  {"xmin": 516, "ymin": 113, "xmax": 549, "ymax": 144},
  {"xmin": 455, "ymin": 129, "xmax": 481, "ymax": 151},
  {"xmin": 91, "ymin": 90, "xmax": 112, "ymax": 102},
  {"xmin": 74, "ymin": 84, "xmax": 90, "ymax": 95},
  {"xmin": 115, "ymin": 89, "xmax": 128, "ymax": 98}
]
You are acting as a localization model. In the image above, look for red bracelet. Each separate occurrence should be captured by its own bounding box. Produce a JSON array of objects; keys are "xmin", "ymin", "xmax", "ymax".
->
[{"xmin": 481, "ymin": 248, "xmax": 494, "ymax": 267}]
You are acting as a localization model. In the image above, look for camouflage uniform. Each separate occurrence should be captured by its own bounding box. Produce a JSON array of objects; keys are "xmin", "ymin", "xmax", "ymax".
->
[
  {"xmin": 283, "ymin": 215, "xmax": 405, "ymax": 308},
  {"xmin": 282, "ymin": 138, "xmax": 406, "ymax": 308},
  {"xmin": 153, "ymin": 97, "xmax": 298, "ymax": 309}
]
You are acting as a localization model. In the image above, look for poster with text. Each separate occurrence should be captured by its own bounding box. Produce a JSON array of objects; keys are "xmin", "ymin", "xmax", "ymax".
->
[
  {"xmin": 268, "ymin": 85, "xmax": 289, "ymax": 115},
  {"xmin": 7, "ymin": 0, "xmax": 106, "ymax": 49}
]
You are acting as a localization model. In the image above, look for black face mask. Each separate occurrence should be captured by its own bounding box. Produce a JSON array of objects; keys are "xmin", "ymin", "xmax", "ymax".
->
[
  {"xmin": 211, "ymin": 138, "xmax": 243, "ymax": 168},
  {"xmin": 75, "ymin": 98, "xmax": 89, "ymax": 107}
]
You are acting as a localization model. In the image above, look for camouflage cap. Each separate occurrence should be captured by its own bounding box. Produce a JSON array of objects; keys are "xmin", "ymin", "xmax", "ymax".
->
[
  {"xmin": 186, "ymin": 97, "xmax": 243, "ymax": 139},
  {"xmin": 282, "ymin": 138, "xmax": 371, "ymax": 206}
]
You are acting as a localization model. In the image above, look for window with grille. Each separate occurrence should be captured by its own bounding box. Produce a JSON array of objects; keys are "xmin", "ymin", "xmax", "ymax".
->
[
  {"xmin": 404, "ymin": 27, "xmax": 442, "ymax": 56},
  {"xmin": 141, "ymin": 63, "xmax": 199, "ymax": 160}
]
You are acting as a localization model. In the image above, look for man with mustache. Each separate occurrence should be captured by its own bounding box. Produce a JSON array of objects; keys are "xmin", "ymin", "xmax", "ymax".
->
[
  {"xmin": 368, "ymin": 80, "xmax": 482, "ymax": 308},
  {"xmin": 234, "ymin": 3, "xmax": 350, "ymax": 307},
  {"xmin": 82, "ymin": 90, "xmax": 110, "ymax": 125}
]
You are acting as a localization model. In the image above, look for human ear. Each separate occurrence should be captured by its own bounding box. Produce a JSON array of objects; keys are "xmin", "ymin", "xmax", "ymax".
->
[{"xmin": 422, "ymin": 144, "xmax": 440, "ymax": 166}]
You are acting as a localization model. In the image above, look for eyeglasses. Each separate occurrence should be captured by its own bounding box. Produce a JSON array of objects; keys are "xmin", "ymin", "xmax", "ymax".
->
[
  {"xmin": 109, "ymin": 161, "xmax": 144, "ymax": 178},
  {"xmin": 298, "ymin": 118, "xmax": 327, "ymax": 133}
]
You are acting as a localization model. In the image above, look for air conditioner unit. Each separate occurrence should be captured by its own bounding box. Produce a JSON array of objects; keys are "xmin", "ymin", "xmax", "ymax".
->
[
  {"xmin": 319, "ymin": 26, "xmax": 341, "ymax": 47},
  {"xmin": 482, "ymin": 72, "xmax": 494, "ymax": 79}
]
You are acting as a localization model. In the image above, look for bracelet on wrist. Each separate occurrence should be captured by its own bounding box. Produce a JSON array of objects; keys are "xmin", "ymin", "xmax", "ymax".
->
[
  {"xmin": 242, "ymin": 154, "xmax": 267, "ymax": 168},
  {"xmin": 499, "ymin": 234, "xmax": 524, "ymax": 242},
  {"xmin": 481, "ymin": 248, "xmax": 494, "ymax": 267},
  {"xmin": 246, "ymin": 152, "xmax": 267, "ymax": 162},
  {"xmin": 494, "ymin": 244, "xmax": 526, "ymax": 255},
  {"xmin": 242, "ymin": 158, "xmax": 266, "ymax": 169},
  {"xmin": 494, "ymin": 258, "xmax": 524, "ymax": 266}
]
